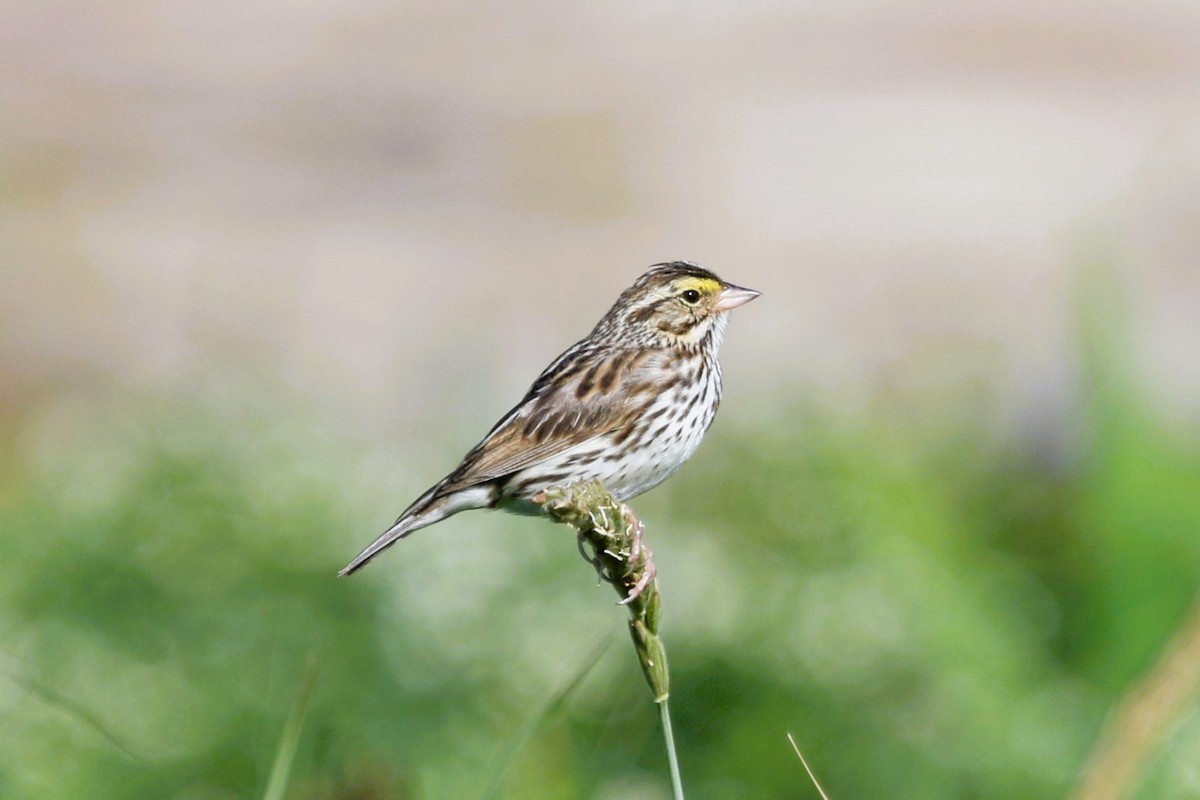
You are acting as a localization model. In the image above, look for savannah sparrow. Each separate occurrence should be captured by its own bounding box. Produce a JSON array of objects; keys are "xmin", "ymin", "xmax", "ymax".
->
[{"xmin": 340, "ymin": 261, "xmax": 759, "ymax": 575}]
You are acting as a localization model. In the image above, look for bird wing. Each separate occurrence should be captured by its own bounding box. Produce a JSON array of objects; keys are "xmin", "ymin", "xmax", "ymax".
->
[{"xmin": 437, "ymin": 344, "xmax": 661, "ymax": 493}]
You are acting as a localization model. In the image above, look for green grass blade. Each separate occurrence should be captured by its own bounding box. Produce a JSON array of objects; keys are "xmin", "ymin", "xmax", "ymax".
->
[
  {"xmin": 479, "ymin": 634, "xmax": 613, "ymax": 800},
  {"xmin": 263, "ymin": 656, "xmax": 319, "ymax": 800}
]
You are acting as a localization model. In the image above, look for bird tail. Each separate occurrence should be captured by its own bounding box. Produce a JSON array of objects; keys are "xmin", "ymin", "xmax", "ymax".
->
[{"xmin": 338, "ymin": 483, "xmax": 493, "ymax": 576}]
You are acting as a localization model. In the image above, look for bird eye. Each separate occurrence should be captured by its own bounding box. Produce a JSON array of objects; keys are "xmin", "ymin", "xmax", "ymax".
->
[{"xmin": 680, "ymin": 289, "xmax": 701, "ymax": 305}]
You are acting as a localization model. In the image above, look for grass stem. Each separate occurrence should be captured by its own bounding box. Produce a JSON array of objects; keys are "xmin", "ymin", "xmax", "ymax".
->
[{"xmin": 659, "ymin": 699, "xmax": 685, "ymax": 800}]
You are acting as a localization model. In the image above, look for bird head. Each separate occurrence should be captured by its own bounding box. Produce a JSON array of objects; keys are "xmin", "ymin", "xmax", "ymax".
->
[{"xmin": 597, "ymin": 261, "xmax": 760, "ymax": 348}]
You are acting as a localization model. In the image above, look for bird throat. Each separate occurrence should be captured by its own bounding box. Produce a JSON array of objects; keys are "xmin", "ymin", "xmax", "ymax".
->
[{"xmin": 660, "ymin": 313, "xmax": 723, "ymax": 347}]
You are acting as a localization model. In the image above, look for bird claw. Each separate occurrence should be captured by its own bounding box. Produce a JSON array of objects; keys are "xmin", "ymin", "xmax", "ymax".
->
[
  {"xmin": 570, "ymin": 497, "xmax": 657, "ymax": 604},
  {"xmin": 576, "ymin": 529, "xmax": 608, "ymax": 583},
  {"xmin": 616, "ymin": 505, "xmax": 655, "ymax": 604},
  {"xmin": 618, "ymin": 555, "xmax": 656, "ymax": 605}
]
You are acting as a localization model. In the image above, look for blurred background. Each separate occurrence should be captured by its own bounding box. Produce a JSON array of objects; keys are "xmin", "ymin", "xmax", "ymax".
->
[{"xmin": 3, "ymin": 1, "xmax": 1200, "ymax": 798}]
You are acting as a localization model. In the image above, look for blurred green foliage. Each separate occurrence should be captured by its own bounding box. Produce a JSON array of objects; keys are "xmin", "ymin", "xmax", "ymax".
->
[{"xmin": 2, "ymin": 300, "xmax": 1199, "ymax": 799}]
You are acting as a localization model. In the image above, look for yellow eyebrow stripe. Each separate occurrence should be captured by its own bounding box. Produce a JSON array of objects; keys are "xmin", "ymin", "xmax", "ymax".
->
[{"xmin": 673, "ymin": 277, "xmax": 722, "ymax": 293}]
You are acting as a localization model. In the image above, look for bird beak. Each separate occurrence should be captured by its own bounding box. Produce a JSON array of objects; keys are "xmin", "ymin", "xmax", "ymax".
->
[{"xmin": 714, "ymin": 284, "xmax": 761, "ymax": 312}]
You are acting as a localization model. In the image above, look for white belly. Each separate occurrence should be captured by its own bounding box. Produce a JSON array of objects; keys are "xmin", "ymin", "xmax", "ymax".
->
[{"xmin": 507, "ymin": 361, "xmax": 721, "ymax": 502}]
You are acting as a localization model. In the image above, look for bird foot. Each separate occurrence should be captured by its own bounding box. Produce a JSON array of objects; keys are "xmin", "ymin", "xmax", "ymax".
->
[
  {"xmin": 569, "ymin": 498, "xmax": 656, "ymax": 604},
  {"xmin": 576, "ymin": 529, "xmax": 605, "ymax": 580},
  {"xmin": 618, "ymin": 555, "xmax": 656, "ymax": 605},
  {"xmin": 616, "ymin": 505, "xmax": 656, "ymax": 604}
]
